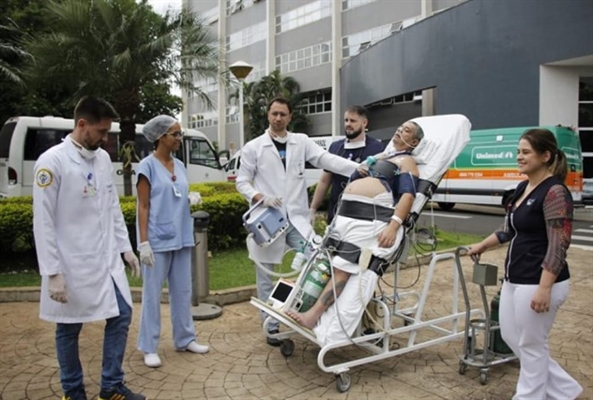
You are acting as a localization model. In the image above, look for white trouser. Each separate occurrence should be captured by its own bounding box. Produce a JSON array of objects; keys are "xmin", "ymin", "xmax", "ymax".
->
[
  {"xmin": 313, "ymin": 202, "xmax": 404, "ymax": 346},
  {"xmin": 499, "ymin": 280, "xmax": 582, "ymax": 400}
]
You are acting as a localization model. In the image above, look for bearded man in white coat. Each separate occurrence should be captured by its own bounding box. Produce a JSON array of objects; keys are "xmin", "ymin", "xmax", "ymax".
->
[
  {"xmin": 33, "ymin": 96, "xmax": 145, "ymax": 400},
  {"xmin": 236, "ymin": 97, "xmax": 358, "ymax": 346}
]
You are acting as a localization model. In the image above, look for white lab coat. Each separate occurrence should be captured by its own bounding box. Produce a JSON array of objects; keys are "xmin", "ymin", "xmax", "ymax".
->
[
  {"xmin": 33, "ymin": 135, "xmax": 134, "ymax": 323},
  {"xmin": 236, "ymin": 131, "xmax": 358, "ymax": 263}
]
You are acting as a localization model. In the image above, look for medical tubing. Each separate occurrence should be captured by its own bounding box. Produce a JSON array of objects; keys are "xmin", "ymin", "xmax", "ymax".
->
[{"xmin": 249, "ymin": 239, "xmax": 301, "ymax": 279}]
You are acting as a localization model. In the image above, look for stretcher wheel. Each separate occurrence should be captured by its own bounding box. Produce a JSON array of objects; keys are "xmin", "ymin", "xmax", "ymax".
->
[
  {"xmin": 335, "ymin": 373, "xmax": 351, "ymax": 393},
  {"xmin": 458, "ymin": 361, "xmax": 467, "ymax": 375},
  {"xmin": 479, "ymin": 371, "xmax": 488, "ymax": 385},
  {"xmin": 280, "ymin": 339, "xmax": 294, "ymax": 357}
]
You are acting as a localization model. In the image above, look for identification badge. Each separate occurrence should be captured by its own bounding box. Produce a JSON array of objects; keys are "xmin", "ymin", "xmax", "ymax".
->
[
  {"xmin": 173, "ymin": 184, "xmax": 182, "ymax": 198},
  {"xmin": 83, "ymin": 184, "xmax": 96, "ymax": 197}
]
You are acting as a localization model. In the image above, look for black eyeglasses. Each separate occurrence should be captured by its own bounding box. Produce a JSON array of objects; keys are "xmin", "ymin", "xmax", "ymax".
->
[{"xmin": 167, "ymin": 130, "xmax": 184, "ymax": 139}]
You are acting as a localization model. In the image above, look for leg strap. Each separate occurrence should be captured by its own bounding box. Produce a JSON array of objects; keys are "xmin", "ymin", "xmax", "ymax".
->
[{"xmin": 323, "ymin": 237, "xmax": 389, "ymax": 277}]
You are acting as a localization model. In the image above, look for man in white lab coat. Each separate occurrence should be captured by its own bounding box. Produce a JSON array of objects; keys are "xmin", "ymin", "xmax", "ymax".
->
[
  {"xmin": 236, "ymin": 97, "xmax": 358, "ymax": 346},
  {"xmin": 33, "ymin": 96, "xmax": 145, "ymax": 400}
]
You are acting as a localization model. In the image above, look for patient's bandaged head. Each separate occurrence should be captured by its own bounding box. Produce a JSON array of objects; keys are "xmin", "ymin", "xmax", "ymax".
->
[{"xmin": 242, "ymin": 205, "xmax": 289, "ymax": 247}]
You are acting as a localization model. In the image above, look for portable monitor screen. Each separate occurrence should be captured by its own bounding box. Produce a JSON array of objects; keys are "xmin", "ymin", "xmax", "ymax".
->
[{"xmin": 269, "ymin": 280, "xmax": 295, "ymax": 309}]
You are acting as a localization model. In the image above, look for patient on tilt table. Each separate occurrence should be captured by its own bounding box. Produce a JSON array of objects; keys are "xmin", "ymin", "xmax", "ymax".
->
[{"xmin": 286, "ymin": 120, "xmax": 423, "ymax": 341}]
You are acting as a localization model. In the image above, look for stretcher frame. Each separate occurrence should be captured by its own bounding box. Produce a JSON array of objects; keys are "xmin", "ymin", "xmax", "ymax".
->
[
  {"xmin": 251, "ymin": 249, "xmax": 486, "ymax": 392},
  {"xmin": 250, "ymin": 115, "xmax": 475, "ymax": 392}
]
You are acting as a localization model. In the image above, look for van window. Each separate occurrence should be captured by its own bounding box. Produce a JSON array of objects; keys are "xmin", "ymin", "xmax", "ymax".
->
[
  {"xmin": 0, "ymin": 122, "xmax": 17, "ymax": 158},
  {"xmin": 104, "ymin": 132, "xmax": 119, "ymax": 161},
  {"xmin": 187, "ymin": 138, "xmax": 220, "ymax": 168},
  {"xmin": 24, "ymin": 128, "xmax": 70, "ymax": 160},
  {"xmin": 23, "ymin": 128, "xmax": 120, "ymax": 161},
  {"xmin": 134, "ymin": 135, "xmax": 154, "ymax": 160}
]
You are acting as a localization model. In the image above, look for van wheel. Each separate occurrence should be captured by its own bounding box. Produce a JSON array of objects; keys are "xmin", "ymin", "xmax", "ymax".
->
[{"xmin": 437, "ymin": 202, "xmax": 455, "ymax": 211}]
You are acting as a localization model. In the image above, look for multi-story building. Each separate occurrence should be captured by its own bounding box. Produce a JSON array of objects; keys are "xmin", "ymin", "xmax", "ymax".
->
[
  {"xmin": 182, "ymin": 0, "xmax": 592, "ymax": 197},
  {"xmin": 182, "ymin": 0, "xmax": 465, "ymax": 152}
]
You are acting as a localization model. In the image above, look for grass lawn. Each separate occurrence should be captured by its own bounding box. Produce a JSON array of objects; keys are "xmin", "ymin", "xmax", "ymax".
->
[{"xmin": 0, "ymin": 229, "xmax": 485, "ymax": 290}]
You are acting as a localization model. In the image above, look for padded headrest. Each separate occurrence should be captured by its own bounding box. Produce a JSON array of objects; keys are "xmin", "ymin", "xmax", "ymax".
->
[{"xmin": 384, "ymin": 114, "xmax": 471, "ymax": 184}]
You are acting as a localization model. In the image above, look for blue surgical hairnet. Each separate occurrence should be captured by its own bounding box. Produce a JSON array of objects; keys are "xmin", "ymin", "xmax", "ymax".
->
[{"xmin": 142, "ymin": 115, "xmax": 177, "ymax": 143}]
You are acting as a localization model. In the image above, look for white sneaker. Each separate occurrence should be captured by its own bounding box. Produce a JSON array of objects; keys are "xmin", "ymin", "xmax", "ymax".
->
[
  {"xmin": 144, "ymin": 353, "xmax": 162, "ymax": 368},
  {"xmin": 183, "ymin": 341, "xmax": 209, "ymax": 354}
]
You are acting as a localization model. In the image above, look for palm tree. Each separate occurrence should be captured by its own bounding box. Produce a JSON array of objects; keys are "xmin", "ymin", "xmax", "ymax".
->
[
  {"xmin": 229, "ymin": 70, "xmax": 309, "ymax": 141},
  {"xmin": 0, "ymin": 19, "xmax": 32, "ymax": 85},
  {"xmin": 24, "ymin": 0, "xmax": 222, "ymax": 195}
]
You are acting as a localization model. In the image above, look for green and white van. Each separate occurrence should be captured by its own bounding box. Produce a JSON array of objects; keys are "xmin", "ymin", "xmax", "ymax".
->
[{"xmin": 432, "ymin": 126, "xmax": 583, "ymax": 210}]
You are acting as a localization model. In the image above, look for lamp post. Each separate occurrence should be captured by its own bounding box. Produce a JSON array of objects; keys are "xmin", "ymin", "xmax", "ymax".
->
[{"xmin": 229, "ymin": 61, "xmax": 253, "ymax": 150}]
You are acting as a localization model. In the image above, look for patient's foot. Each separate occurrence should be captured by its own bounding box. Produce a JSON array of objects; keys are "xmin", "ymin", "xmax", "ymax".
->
[{"xmin": 286, "ymin": 309, "xmax": 319, "ymax": 329}]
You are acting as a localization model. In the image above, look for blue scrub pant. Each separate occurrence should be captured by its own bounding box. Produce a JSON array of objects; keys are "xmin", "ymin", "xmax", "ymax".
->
[
  {"xmin": 56, "ymin": 282, "xmax": 131, "ymax": 398},
  {"xmin": 257, "ymin": 224, "xmax": 308, "ymax": 332},
  {"xmin": 137, "ymin": 247, "xmax": 196, "ymax": 354}
]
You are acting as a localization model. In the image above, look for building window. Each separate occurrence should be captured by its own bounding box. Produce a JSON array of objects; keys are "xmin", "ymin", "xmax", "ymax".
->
[
  {"xmin": 275, "ymin": 42, "xmax": 332, "ymax": 74},
  {"xmin": 189, "ymin": 111, "xmax": 218, "ymax": 129},
  {"xmin": 579, "ymin": 77, "xmax": 593, "ymax": 180},
  {"xmin": 226, "ymin": 0, "xmax": 260, "ymax": 16},
  {"xmin": 202, "ymin": 6, "xmax": 219, "ymax": 25},
  {"xmin": 245, "ymin": 61, "xmax": 266, "ymax": 83},
  {"xmin": 342, "ymin": 21, "xmax": 400, "ymax": 59},
  {"xmin": 226, "ymin": 21, "xmax": 267, "ymax": 52},
  {"xmin": 226, "ymin": 106, "xmax": 239, "ymax": 124},
  {"xmin": 301, "ymin": 90, "xmax": 332, "ymax": 115},
  {"xmin": 367, "ymin": 91, "xmax": 422, "ymax": 108},
  {"xmin": 342, "ymin": 0, "xmax": 376, "ymax": 11},
  {"xmin": 276, "ymin": 0, "xmax": 331, "ymax": 34},
  {"xmin": 192, "ymin": 77, "xmax": 218, "ymax": 96}
]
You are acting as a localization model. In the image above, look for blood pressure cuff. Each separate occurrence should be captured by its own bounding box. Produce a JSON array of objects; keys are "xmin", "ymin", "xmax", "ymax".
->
[{"xmin": 396, "ymin": 173, "xmax": 420, "ymax": 197}]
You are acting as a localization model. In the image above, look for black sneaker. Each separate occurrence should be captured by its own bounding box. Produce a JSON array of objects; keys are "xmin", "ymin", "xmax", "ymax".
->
[
  {"xmin": 98, "ymin": 383, "xmax": 146, "ymax": 400},
  {"xmin": 62, "ymin": 386, "xmax": 87, "ymax": 400},
  {"xmin": 266, "ymin": 329, "xmax": 281, "ymax": 347}
]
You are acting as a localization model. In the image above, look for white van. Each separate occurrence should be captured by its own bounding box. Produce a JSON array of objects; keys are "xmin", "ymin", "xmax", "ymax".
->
[
  {"xmin": 0, "ymin": 116, "xmax": 226, "ymax": 197},
  {"xmin": 223, "ymin": 135, "xmax": 343, "ymax": 187}
]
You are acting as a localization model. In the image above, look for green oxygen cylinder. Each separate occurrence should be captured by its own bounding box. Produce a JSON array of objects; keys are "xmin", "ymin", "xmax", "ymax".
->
[
  {"xmin": 298, "ymin": 255, "xmax": 331, "ymax": 313},
  {"xmin": 490, "ymin": 291, "xmax": 513, "ymax": 355}
]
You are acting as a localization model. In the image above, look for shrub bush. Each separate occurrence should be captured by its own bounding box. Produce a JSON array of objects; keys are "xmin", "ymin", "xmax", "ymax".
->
[
  {"xmin": 307, "ymin": 183, "xmax": 331, "ymax": 211},
  {"xmin": 0, "ymin": 203, "xmax": 34, "ymax": 253},
  {"xmin": 0, "ymin": 183, "xmax": 249, "ymax": 262}
]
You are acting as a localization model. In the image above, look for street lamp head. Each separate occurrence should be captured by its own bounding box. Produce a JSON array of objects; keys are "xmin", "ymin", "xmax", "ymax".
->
[{"xmin": 229, "ymin": 60, "xmax": 253, "ymax": 81}]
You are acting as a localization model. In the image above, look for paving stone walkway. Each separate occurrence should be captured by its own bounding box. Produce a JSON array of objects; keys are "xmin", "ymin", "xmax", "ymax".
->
[{"xmin": 0, "ymin": 246, "xmax": 591, "ymax": 399}]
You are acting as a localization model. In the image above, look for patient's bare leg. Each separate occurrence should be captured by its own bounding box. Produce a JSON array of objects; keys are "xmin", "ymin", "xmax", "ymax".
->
[{"xmin": 286, "ymin": 269, "xmax": 351, "ymax": 329}]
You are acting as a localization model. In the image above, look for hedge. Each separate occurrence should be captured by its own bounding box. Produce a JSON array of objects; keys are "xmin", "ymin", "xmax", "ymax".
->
[{"xmin": 0, "ymin": 182, "xmax": 249, "ymax": 255}]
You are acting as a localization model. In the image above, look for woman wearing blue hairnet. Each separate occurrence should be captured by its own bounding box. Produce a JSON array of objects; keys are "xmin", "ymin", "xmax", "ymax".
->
[{"xmin": 136, "ymin": 115, "xmax": 209, "ymax": 368}]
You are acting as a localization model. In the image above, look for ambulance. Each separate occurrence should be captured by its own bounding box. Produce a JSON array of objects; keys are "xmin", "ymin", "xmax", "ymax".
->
[{"xmin": 432, "ymin": 126, "xmax": 583, "ymax": 210}]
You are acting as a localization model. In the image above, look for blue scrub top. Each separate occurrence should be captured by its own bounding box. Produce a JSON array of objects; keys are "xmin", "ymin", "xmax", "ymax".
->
[{"xmin": 136, "ymin": 155, "xmax": 195, "ymax": 252}]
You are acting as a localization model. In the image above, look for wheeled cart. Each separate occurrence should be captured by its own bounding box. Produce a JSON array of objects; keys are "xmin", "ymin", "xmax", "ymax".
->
[{"xmin": 454, "ymin": 246, "xmax": 517, "ymax": 385}]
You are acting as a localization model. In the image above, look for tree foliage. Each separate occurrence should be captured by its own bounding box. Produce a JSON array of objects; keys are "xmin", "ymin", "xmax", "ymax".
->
[
  {"xmin": 230, "ymin": 70, "xmax": 309, "ymax": 141},
  {"xmin": 23, "ymin": 0, "xmax": 221, "ymax": 194},
  {"xmin": 0, "ymin": 0, "xmax": 190, "ymax": 129}
]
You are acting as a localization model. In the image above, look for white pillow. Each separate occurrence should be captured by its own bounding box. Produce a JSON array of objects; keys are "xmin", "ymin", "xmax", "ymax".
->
[{"xmin": 411, "ymin": 138, "xmax": 440, "ymax": 165}]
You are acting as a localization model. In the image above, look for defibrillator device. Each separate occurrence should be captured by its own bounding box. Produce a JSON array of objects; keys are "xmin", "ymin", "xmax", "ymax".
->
[{"xmin": 242, "ymin": 198, "xmax": 289, "ymax": 247}]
